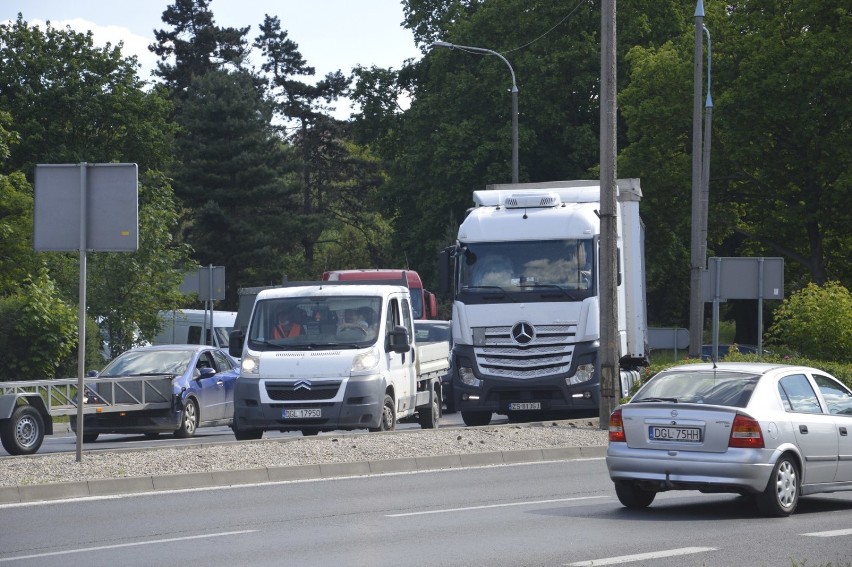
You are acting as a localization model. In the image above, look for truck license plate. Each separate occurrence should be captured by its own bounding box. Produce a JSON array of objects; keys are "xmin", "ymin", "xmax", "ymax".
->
[
  {"xmin": 283, "ymin": 408, "xmax": 321, "ymax": 419},
  {"xmin": 649, "ymin": 426, "xmax": 701, "ymax": 442},
  {"xmin": 508, "ymin": 402, "xmax": 541, "ymax": 411}
]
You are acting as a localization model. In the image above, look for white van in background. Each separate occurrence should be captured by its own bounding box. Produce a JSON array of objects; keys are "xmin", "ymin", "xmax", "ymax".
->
[{"xmin": 153, "ymin": 309, "xmax": 237, "ymax": 349}]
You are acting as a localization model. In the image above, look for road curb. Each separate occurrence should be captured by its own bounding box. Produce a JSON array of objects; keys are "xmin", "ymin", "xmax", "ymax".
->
[{"xmin": 0, "ymin": 445, "xmax": 607, "ymax": 505}]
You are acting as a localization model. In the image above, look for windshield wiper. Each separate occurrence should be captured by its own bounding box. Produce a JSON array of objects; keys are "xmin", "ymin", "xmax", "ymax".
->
[
  {"xmin": 636, "ymin": 397, "xmax": 679, "ymax": 403},
  {"xmin": 462, "ymin": 285, "xmax": 519, "ymax": 302},
  {"xmin": 519, "ymin": 283, "xmax": 582, "ymax": 300}
]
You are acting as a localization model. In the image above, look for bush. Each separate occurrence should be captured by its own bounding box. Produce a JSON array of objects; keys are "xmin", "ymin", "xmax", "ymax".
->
[{"xmin": 766, "ymin": 281, "xmax": 852, "ymax": 363}]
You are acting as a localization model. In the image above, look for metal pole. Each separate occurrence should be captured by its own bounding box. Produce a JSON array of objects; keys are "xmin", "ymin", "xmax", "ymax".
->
[
  {"xmin": 598, "ymin": 0, "xmax": 619, "ymax": 428},
  {"xmin": 700, "ymin": 24, "xmax": 713, "ymax": 275},
  {"xmin": 688, "ymin": 0, "xmax": 706, "ymax": 358},
  {"xmin": 429, "ymin": 41, "xmax": 519, "ymax": 183},
  {"xmin": 75, "ymin": 163, "xmax": 87, "ymax": 463}
]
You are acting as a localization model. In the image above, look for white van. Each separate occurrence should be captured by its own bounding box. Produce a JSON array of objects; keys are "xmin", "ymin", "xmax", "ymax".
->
[{"xmin": 153, "ymin": 309, "xmax": 237, "ymax": 349}]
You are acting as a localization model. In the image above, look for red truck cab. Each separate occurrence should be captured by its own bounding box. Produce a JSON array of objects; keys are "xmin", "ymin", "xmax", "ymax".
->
[{"xmin": 321, "ymin": 269, "xmax": 438, "ymax": 319}]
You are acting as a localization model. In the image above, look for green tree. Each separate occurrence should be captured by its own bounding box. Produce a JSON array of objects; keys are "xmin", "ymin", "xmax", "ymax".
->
[
  {"xmin": 254, "ymin": 15, "xmax": 350, "ymax": 271},
  {"xmin": 150, "ymin": 0, "xmax": 251, "ymax": 95},
  {"xmin": 0, "ymin": 15, "xmax": 175, "ymax": 176},
  {"xmin": 766, "ymin": 281, "xmax": 852, "ymax": 362},
  {"xmin": 0, "ymin": 270, "xmax": 77, "ymax": 380},
  {"xmin": 172, "ymin": 69, "xmax": 300, "ymax": 303}
]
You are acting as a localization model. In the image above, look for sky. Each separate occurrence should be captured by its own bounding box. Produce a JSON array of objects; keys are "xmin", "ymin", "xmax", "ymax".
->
[{"xmin": 1, "ymin": 0, "xmax": 424, "ymax": 118}]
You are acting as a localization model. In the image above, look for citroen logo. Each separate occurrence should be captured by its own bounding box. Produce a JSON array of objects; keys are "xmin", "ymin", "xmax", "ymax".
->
[
  {"xmin": 293, "ymin": 380, "xmax": 312, "ymax": 391},
  {"xmin": 511, "ymin": 322, "xmax": 535, "ymax": 345}
]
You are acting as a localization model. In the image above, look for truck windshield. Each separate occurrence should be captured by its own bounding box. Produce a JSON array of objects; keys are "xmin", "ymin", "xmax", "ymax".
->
[
  {"xmin": 458, "ymin": 239, "xmax": 594, "ymax": 301},
  {"xmin": 247, "ymin": 296, "xmax": 382, "ymax": 350}
]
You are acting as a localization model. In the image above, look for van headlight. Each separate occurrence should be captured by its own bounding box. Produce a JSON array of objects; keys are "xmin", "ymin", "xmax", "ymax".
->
[
  {"xmin": 352, "ymin": 346, "xmax": 380, "ymax": 372},
  {"xmin": 241, "ymin": 353, "xmax": 260, "ymax": 375}
]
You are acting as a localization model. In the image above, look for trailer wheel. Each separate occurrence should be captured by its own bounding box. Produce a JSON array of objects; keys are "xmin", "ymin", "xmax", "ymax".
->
[
  {"xmin": 418, "ymin": 389, "xmax": 440, "ymax": 429},
  {"xmin": 1, "ymin": 405, "xmax": 45, "ymax": 455},
  {"xmin": 369, "ymin": 394, "xmax": 396, "ymax": 432},
  {"xmin": 461, "ymin": 411, "xmax": 492, "ymax": 427}
]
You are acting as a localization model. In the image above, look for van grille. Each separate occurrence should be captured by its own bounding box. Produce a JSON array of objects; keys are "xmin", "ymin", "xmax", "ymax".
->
[{"xmin": 265, "ymin": 381, "xmax": 342, "ymax": 401}]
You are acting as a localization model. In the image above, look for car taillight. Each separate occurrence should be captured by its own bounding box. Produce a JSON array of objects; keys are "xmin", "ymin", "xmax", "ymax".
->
[
  {"xmin": 729, "ymin": 414, "xmax": 764, "ymax": 449},
  {"xmin": 609, "ymin": 409, "xmax": 626, "ymax": 442}
]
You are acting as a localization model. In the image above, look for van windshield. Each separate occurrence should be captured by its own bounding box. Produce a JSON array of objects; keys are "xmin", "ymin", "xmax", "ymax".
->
[{"xmin": 248, "ymin": 296, "xmax": 382, "ymax": 350}]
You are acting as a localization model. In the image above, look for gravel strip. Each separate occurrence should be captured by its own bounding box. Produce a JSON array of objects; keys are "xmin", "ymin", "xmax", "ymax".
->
[{"xmin": 1, "ymin": 420, "xmax": 608, "ymax": 487}]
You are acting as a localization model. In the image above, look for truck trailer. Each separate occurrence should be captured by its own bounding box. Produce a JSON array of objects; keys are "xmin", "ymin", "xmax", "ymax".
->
[{"xmin": 441, "ymin": 179, "xmax": 648, "ymax": 426}]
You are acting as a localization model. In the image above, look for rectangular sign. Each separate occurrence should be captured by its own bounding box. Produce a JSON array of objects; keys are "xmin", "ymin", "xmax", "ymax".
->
[
  {"xmin": 702, "ymin": 257, "xmax": 784, "ymax": 301},
  {"xmin": 33, "ymin": 163, "xmax": 138, "ymax": 252}
]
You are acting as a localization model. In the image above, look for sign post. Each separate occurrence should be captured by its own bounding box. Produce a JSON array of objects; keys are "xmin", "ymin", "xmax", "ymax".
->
[{"xmin": 34, "ymin": 163, "xmax": 138, "ymax": 461}]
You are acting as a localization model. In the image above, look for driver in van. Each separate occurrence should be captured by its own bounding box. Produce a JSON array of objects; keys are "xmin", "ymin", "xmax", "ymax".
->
[{"xmin": 272, "ymin": 308, "xmax": 303, "ymax": 338}]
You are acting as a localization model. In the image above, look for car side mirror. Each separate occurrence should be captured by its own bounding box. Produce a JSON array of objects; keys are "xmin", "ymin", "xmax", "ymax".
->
[{"xmin": 197, "ymin": 367, "xmax": 216, "ymax": 380}]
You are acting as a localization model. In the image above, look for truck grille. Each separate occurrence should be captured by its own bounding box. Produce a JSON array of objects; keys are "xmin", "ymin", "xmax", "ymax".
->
[
  {"xmin": 265, "ymin": 381, "xmax": 342, "ymax": 401},
  {"xmin": 474, "ymin": 324, "xmax": 576, "ymax": 379}
]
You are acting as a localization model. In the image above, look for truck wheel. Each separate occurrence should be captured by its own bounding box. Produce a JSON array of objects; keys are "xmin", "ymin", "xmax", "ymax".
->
[
  {"xmin": 0, "ymin": 405, "xmax": 45, "ymax": 455},
  {"xmin": 443, "ymin": 384, "xmax": 457, "ymax": 414},
  {"xmin": 369, "ymin": 394, "xmax": 396, "ymax": 432},
  {"xmin": 174, "ymin": 399, "xmax": 198, "ymax": 438},
  {"xmin": 418, "ymin": 390, "xmax": 440, "ymax": 429},
  {"xmin": 461, "ymin": 411, "xmax": 492, "ymax": 427},
  {"xmin": 81, "ymin": 432, "xmax": 99, "ymax": 443}
]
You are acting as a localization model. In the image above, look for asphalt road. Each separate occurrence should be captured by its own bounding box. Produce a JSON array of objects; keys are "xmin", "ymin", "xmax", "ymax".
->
[{"xmin": 2, "ymin": 458, "xmax": 851, "ymax": 566}]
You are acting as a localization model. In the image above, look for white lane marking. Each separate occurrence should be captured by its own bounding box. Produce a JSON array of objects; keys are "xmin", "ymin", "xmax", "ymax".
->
[
  {"xmin": 565, "ymin": 546, "xmax": 716, "ymax": 566},
  {"xmin": 386, "ymin": 495, "xmax": 607, "ymax": 517},
  {"xmin": 802, "ymin": 528, "xmax": 852, "ymax": 537},
  {"xmin": 0, "ymin": 530, "xmax": 257, "ymax": 563}
]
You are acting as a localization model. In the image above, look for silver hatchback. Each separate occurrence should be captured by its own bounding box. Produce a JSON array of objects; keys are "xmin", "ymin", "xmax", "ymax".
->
[{"xmin": 606, "ymin": 362, "xmax": 852, "ymax": 516}]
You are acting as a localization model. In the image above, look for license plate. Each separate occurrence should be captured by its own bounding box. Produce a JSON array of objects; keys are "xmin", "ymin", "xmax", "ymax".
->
[
  {"xmin": 649, "ymin": 426, "xmax": 701, "ymax": 442},
  {"xmin": 283, "ymin": 408, "xmax": 321, "ymax": 419},
  {"xmin": 508, "ymin": 402, "xmax": 541, "ymax": 411}
]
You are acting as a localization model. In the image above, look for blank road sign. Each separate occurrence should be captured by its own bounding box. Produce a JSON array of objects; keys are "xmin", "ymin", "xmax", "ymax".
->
[
  {"xmin": 702, "ymin": 257, "xmax": 784, "ymax": 301},
  {"xmin": 34, "ymin": 163, "xmax": 138, "ymax": 252}
]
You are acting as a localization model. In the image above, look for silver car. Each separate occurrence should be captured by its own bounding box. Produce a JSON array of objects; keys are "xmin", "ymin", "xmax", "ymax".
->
[{"xmin": 606, "ymin": 362, "xmax": 852, "ymax": 516}]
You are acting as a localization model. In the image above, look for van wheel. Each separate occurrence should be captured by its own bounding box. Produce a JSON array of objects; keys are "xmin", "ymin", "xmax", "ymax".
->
[
  {"xmin": 418, "ymin": 390, "xmax": 440, "ymax": 429},
  {"xmin": 174, "ymin": 399, "xmax": 198, "ymax": 438},
  {"xmin": 0, "ymin": 405, "xmax": 45, "ymax": 455},
  {"xmin": 461, "ymin": 411, "xmax": 491, "ymax": 427},
  {"xmin": 369, "ymin": 395, "xmax": 396, "ymax": 432},
  {"xmin": 232, "ymin": 424, "xmax": 263, "ymax": 441}
]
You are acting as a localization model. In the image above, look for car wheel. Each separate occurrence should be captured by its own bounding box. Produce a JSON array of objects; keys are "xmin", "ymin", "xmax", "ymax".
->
[
  {"xmin": 174, "ymin": 399, "xmax": 199, "ymax": 438},
  {"xmin": 614, "ymin": 481, "xmax": 656, "ymax": 509},
  {"xmin": 461, "ymin": 411, "xmax": 492, "ymax": 427},
  {"xmin": 757, "ymin": 454, "xmax": 799, "ymax": 517},
  {"xmin": 0, "ymin": 405, "xmax": 45, "ymax": 455},
  {"xmin": 232, "ymin": 423, "xmax": 263, "ymax": 441},
  {"xmin": 418, "ymin": 389, "xmax": 441, "ymax": 429},
  {"xmin": 369, "ymin": 394, "xmax": 396, "ymax": 432}
]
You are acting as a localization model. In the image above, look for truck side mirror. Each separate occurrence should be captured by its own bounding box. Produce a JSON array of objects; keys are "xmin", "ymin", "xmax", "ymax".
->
[
  {"xmin": 438, "ymin": 248, "xmax": 452, "ymax": 295},
  {"xmin": 229, "ymin": 329, "xmax": 244, "ymax": 358},
  {"xmin": 387, "ymin": 325, "xmax": 410, "ymax": 354}
]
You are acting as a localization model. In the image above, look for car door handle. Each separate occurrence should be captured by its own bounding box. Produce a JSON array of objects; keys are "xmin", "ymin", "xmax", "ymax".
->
[
  {"xmin": 799, "ymin": 425, "xmax": 809, "ymax": 434},
  {"xmin": 216, "ymin": 380, "xmax": 224, "ymax": 387},
  {"xmin": 840, "ymin": 427, "xmax": 848, "ymax": 436}
]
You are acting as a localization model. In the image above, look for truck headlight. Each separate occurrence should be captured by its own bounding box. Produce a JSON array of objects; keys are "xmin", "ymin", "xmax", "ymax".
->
[
  {"xmin": 566, "ymin": 363, "xmax": 595, "ymax": 386},
  {"xmin": 458, "ymin": 366, "xmax": 481, "ymax": 387},
  {"xmin": 352, "ymin": 346, "xmax": 380, "ymax": 372},
  {"xmin": 241, "ymin": 353, "xmax": 260, "ymax": 375}
]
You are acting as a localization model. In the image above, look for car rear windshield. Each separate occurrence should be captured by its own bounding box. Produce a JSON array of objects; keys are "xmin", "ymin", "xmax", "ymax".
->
[{"xmin": 632, "ymin": 371, "xmax": 760, "ymax": 408}]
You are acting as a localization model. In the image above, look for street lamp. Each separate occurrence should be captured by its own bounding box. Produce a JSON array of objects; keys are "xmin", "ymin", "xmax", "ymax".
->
[{"xmin": 430, "ymin": 41, "xmax": 519, "ymax": 184}]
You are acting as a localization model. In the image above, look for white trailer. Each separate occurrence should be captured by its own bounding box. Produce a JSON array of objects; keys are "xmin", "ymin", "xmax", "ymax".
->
[{"xmin": 441, "ymin": 179, "xmax": 648, "ymax": 426}]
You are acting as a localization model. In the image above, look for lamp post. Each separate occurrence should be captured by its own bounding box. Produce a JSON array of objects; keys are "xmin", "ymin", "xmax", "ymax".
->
[{"xmin": 430, "ymin": 41, "xmax": 519, "ymax": 184}]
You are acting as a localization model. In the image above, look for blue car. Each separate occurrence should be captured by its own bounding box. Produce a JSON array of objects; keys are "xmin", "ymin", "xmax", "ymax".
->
[{"xmin": 71, "ymin": 345, "xmax": 239, "ymax": 442}]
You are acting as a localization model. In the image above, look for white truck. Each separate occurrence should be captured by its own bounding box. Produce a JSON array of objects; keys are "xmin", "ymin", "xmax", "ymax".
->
[
  {"xmin": 227, "ymin": 282, "xmax": 448, "ymax": 438},
  {"xmin": 440, "ymin": 179, "xmax": 648, "ymax": 426},
  {"xmin": 152, "ymin": 309, "xmax": 237, "ymax": 349}
]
